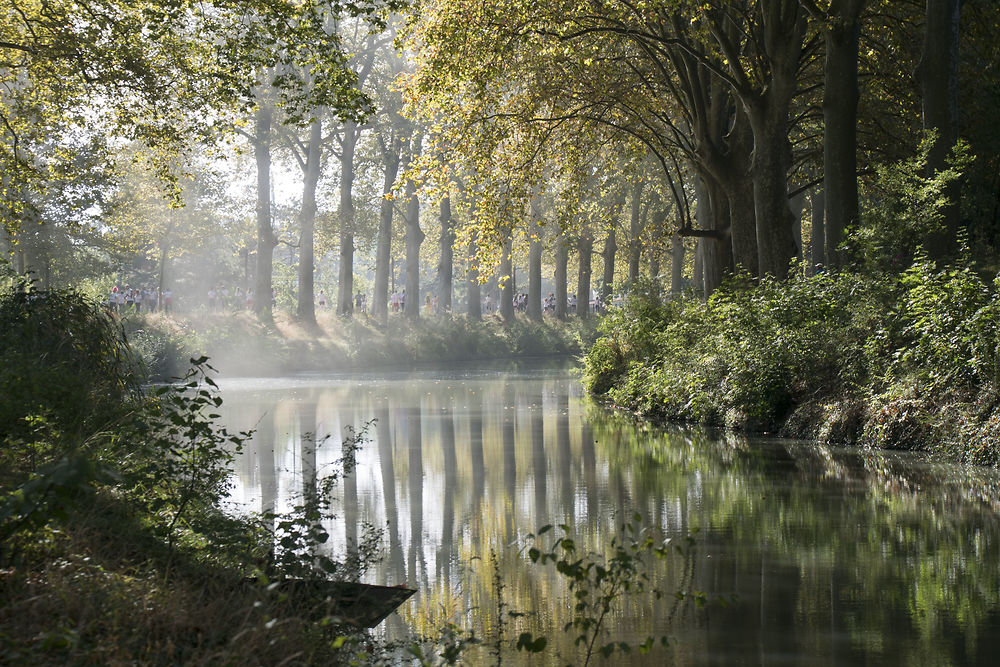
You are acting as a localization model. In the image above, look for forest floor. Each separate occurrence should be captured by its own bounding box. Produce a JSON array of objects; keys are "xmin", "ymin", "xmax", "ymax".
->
[{"xmin": 124, "ymin": 308, "xmax": 597, "ymax": 380}]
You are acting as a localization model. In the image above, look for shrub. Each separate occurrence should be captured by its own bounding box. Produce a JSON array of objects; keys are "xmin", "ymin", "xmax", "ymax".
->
[{"xmin": 0, "ymin": 283, "xmax": 140, "ymax": 472}]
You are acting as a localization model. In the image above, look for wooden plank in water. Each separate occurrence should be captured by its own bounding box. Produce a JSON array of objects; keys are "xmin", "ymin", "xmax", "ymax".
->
[{"xmin": 249, "ymin": 579, "xmax": 416, "ymax": 628}]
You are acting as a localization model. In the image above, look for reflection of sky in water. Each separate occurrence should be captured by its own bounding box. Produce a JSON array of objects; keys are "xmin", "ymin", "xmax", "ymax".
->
[{"xmin": 215, "ymin": 368, "xmax": 1000, "ymax": 666}]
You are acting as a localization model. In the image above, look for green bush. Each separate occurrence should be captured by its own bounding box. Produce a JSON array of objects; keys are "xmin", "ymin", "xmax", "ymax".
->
[
  {"xmin": 0, "ymin": 283, "xmax": 140, "ymax": 472},
  {"xmin": 583, "ymin": 259, "xmax": 1000, "ymax": 462}
]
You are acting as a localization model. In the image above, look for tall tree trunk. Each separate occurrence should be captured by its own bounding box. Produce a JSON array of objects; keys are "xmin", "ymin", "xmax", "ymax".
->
[
  {"xmin": 555, "ymin": 236, "xmax": 568, "ymax": 320},
  {"xmin": 253, "ymin": 103, "xmax": 275, "ymax": 317},
  {"xmin": 500, "ymin": 232, "xmax": 515, "ymax": 322},
  {"xmin": 404, "ymin": 133, "xmax": 423, "ymax": 322},
  {"xmin": 337, "ymin": 122, "xmax": 358, "ymax": 316},
  {"xmin": 724, "ymin": 2, "xmax": 805, "ymax": 279},
  {"xmin": 790, "ymin": 190, "xmax": 806, "ymax": 267},
  {"xmin": 670, "ymin": 231, "xmax": 684, "ymax": 295},
  {"xmin": 438, "ymin": 195, "xmax": 454, "ymax": 314},
  {"xmin": 749, "ymin": 60, "xmax": 802, "ymax": 278},
  {"xmin": 822, "ymin": 0, "xmax": 865, "ymax": 269},
  {"xmin": 158, "ymin": 238, "xmax": 170, "ymax": 310},
  {"xmin": 696, "ymin": 175, "xmax": 727, "ymax": 296},
  {"xmin": 628, "ymin": 178, "xmax": 645, "ymax": 283},
  {"xmin": 918, "ymin": 0, "xmax": 962, "ymax": 260},
  {"xmin": 297, "ymin": 116, "xmax": 322, "ymax": 325},
  {"xmin": 710, "ymin": 179, "xmax": 734, "ymax": 283},
  {"xmin": 724, "ymin": 107, "xmax": 758, "ymax": 276},
  {"xmin": 693, "ymin": 239, "xmax": 704, "ymax": 296},
  {"xmin": 373, "ymin": 134, "xmax": 402, "ymax": 326},
  {"xmin": 601, "ymin": 221, "xmax": 616, "ymax": 302},
  {"xmin": 576, "ymin": 233, "xmax": 593, "ymax": 317},
  {"xmin": 467, "ymin": 230, "xmax": 482, "ymax": 321},
  {"xmin": 527, "ymin": 198, "xmax": 543, "ymax": 320},
  {"xmin": 811, "ymin": 187, "xmax": 825, "ymax": 274}
]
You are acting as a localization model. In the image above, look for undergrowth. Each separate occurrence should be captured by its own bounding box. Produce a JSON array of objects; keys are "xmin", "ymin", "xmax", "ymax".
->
[{"xmin": 584, "ymin": 259, "xmax": 1000, "ymax": 465}]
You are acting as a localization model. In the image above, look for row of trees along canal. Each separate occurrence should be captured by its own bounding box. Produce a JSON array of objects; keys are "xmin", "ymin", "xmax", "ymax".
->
[{"xmin": 2, "ymin": 1, "xmax": 999, "ymax": 326}]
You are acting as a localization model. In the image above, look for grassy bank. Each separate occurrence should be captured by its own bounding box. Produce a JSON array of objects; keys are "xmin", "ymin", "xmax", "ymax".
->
[
  {"xmin": 122, "ymin": 309, "xmax": 596, "ymax": 380},
  {"xmin": 583, "ymin": 261, "xmax": 1000, "ymax": 466}
]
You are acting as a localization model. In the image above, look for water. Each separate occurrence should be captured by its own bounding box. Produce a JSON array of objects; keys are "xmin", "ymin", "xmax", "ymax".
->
[{"xmin": 216, "ymin": 366, "xmax": 1000, "ymax": 665}]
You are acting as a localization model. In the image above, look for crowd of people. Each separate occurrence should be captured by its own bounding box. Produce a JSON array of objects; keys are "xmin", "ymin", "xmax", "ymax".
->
[{"xmin": 106, "ymin": 285, "xmax": 172, "ymax": 314}]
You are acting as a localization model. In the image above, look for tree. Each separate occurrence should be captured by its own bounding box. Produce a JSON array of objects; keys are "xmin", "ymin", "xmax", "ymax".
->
[
  {"xmin": 403, "ymin": 131, "xmax": 424, "ymax": 321},
  {"xmin": 917, "ymin": 0, "xmax": 963, "ymax": 260},
  {"xmin": 1, "ymin": 0, "xmax": 379, "ymax": 234},
  {"xmin": 802, "ymin": 0, "xmax": 867, "ymax": 270}
]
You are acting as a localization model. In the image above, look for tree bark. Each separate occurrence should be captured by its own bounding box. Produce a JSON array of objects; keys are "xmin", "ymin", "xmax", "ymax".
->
[
  {"xmin": 438, "ymin": 195, "xmax": 454, "ymax": 314},
  {"xmin": 811, "ymin": 187, "xmax": 825, "ymax": 274},
  {"xmin": 576, "ymin": 233, "xmax": 593, "ymax": 317},
  {"xmin": 500, "ymin": 232, "xmax": 515, "ymax": 322},
  {"xmin": 527, "ymin": 197, "xmax": 543, "ymax": 320},
  {"xmin": 715, "ymin": 1, "xmax": 805, "ymax": 279},
  {"xmin": 696, "ymin": 175, "xmax": 728, "ymax": 296},
  {"xmin": 403, "ymin": 133, "xmax": 423, "ymax": 322},
  {"xmin": 627, "ymin": 178, "xmax": 644, "ymax": 283},
  {"xmin": 821, "ymin": 0, "xmax": 864, "ymax": 269},
  {"xmin": 693, "ymin": 239, "xmax": 704, "ymax": 296},
  {"xmin": 253, "ymin": 103, "xmax": 275, "ymax": 317},
  {"xmin": 554, "ymin": 235, "xmax": 568, "ymax": 320},
  {"xmin": 917, "ymin": 0, "xmax": 962, "ymax": 259},
  {"xmin": 373, "ymin": 133, "xmax": 402, "ymax": 326},
  {"xmin": 723, "ymin": 108, "xmax": 758, "ymax": 276},
  {"xmin": 601, "ymin": 221, "xmax": 616, "ymax": 302},
  {"xmin": 296, "ymin": 116, "xmax": 322, "ymax": 325},
  {"xmin": 337, "ymin": 121, "xmax": 358, "ymax": 317},
  {"xmin": 467, "ymin": 229, "xmax": 482, "ymax": 321},
  {"xmin": 670, "ymin": 231, "xmax": 684, "ymax": 295},
  {"xmin": 750, "ymin": 103, "xmax": 799, "ymax": 278}
]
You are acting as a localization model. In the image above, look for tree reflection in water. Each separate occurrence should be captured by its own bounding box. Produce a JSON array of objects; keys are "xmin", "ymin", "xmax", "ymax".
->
[{"xmin": 218, "ymin": 370, "xmax": 1000, "ymax": 666}]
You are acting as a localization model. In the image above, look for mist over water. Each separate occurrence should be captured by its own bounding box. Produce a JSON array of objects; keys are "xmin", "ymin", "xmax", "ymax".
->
[{"xmin": 216, "ymin": 366, "xmax": 1000, "ymax": 665}]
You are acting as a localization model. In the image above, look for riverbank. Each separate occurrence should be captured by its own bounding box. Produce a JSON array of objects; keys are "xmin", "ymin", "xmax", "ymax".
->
[
  {"xmin": 123, "ymin": 309, "xmax": 597, "ymax": 380},
  {"xmin": 0, "ymin": 287, "xmax": 385, "ymax": 663},
  {"xmin": 583, "ymin": 264, "xmax": 1000, "ymax": 467}
]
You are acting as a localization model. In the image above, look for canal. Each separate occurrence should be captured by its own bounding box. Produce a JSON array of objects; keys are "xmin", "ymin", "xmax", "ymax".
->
[{"xmin": 217, "ymin": 365, "xmax": 1000, "ymax": 665}]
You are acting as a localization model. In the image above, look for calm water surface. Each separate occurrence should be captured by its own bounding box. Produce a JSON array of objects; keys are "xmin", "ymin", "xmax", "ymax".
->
[{"xmin": 217, "ymin": 366, "xmax": 1000, "ymax": 665}]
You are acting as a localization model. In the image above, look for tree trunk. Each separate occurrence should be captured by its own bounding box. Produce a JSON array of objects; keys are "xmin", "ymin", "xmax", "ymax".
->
[
  {"xmin": 576, "ymin": 234, "xmax": 593, "ymax": 317},
  {"xmin": 467, "ymin": 230, "xmax": 482, "ymax": 321},
  {"xmin": 918, "ymin": 0, "xmax": 962, "ymax": 260},
  {"xmin": 403, "ymin": 133, "xmax": 423, "ymax": 322},
  {"xmin": 750, "ymin": 105, "xmax": 799, "ymax": 278},
  {"xmin": 555, "ymin": 236, "xmax": 568, "ymax": 320},
  {"xmin": 811, "ymin": 187, "xmax": 825, "ymax": 274},
  {"xmin": 670, "ymin": 231, "xmax": 684, "ymax": 295},
  {"xmin": 337, "ymin": 121, "xmax": 358, "ymax": 316},
  {"xmin": 527, "ymin": 198, "xmax": 543, "ymax": 320},
  {"xmin": 297, "ymin": 116, "xmax": 322, "ymax": 325},
  {"xmin": 693, "ymin": 239, "xmax": 704, "ymax": 296},
  {"xmin": 438, "ymin": 195, "xmax": 454, "ymax": 314},
  {"xmin": 790, "ymin": 190, "xmax": 806, "ymax": 267},
  {"xmin": 723, "ymin": 1, "xmax": 805, "ymax": 279},
  {"xmin": 373, "ymin": 134, "xmax": 402, "ymax": 326},
  {"xmin": 601, "ymin": 216, "xmax": 616, "ymax": 302},
  {"xmin": 253, "ymin": 103, "xmax": 275, "ymax": 317},
  {"xmin": 822, "ymin": 1, "xmax": 864, "ymax": 270},
  {"xmin": 500, "ymin": 232, "xmax": 515, "ymax": 323},
  {"xmin": 724, "ymin": 108, "xmax": 758, "ymax": 276},
  {"xmin": 696, "ymin": 175, "xmax": 728, "ymax": 296},
  {"xmin": 158, "ymin": 238, "xmax": 170, "ymax": 310},
  {"xmin": 628, "ymin": 178, "xmax": 644, "ymax": 282}
]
